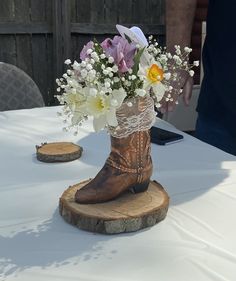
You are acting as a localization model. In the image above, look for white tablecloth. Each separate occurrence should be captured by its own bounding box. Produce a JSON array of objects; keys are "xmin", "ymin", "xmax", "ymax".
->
[{"xmin": 0, "ymin": 106, "xmax": 236, "ymax": 281}]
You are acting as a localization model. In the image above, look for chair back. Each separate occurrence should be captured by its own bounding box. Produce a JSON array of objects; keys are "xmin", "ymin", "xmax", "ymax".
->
[{"xmin": 0, "ymin": 62, "xmax": 45, "ymax": 111}]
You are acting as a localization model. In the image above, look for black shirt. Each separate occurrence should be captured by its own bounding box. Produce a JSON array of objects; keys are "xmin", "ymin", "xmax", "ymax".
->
[{"xmin": 197, "ymin": 0, "xmax": 236, "ymax": 136}]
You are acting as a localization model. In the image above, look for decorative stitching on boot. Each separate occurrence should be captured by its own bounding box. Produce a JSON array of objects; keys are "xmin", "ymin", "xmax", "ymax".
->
[
  {"xmin": 137, "ymin": 131, "xmax": 142, "ymax": 184},
  {"xmin": 106, "ymin": 159, "xmax": 138, "ymax": 173}
]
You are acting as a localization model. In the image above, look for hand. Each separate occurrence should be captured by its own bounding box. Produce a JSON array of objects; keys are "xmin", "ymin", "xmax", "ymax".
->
[{"xmin": 160, "ymin": 69, "xmax": 194, "ymax": 113}]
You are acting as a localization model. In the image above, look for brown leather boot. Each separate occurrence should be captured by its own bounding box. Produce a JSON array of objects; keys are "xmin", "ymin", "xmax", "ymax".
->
[{"xmin": 75, "ymin": 129, "xmax": 153, "ymax": 204}]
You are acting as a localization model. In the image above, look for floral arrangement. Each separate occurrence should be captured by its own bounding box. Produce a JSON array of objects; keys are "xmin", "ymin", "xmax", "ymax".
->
[{"xmin": 56, "ymin": 25, "xmax": 198, "ymax": 134}]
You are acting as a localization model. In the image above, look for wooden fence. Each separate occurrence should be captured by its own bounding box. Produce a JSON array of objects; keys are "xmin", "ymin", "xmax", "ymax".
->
[{"xmin": 0, "ymin": 0, "xmax": 165, "ymax": 105}]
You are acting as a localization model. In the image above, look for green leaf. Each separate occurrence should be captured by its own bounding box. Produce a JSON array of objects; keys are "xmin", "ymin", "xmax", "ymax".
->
[{"xmin": 132, "ymin": 47, "xmax": 145, "ymax": 75}]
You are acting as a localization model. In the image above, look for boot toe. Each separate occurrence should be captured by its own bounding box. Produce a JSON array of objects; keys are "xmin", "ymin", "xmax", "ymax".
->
[{"xmin": 75, "ymin": 188, "xmax": 97, "ymax": 204}]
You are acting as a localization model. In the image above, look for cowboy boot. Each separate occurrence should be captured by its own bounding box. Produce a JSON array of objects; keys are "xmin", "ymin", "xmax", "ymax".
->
[{"xmin": 75, "ymin": 129, "xmax": 153, "ymax": 204}]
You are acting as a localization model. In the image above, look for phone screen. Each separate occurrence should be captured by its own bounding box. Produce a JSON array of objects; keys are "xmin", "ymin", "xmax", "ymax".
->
[{"xmin": 150, "ymin": 127, "xmax": 184, "ymax": 145}]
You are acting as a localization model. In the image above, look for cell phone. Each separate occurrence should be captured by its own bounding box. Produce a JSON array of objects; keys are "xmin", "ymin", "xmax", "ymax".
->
[{"xmin": 150, "ymin": 126, "xmax": 184, "ymax": 145}]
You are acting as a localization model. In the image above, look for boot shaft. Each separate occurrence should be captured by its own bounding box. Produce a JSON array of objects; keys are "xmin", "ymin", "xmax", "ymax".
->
[{"xmin": 107, "ymin": 130, "xmax": 152, "ymax": 173}]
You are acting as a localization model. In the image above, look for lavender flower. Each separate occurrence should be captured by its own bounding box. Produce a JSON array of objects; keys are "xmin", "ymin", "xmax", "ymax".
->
[
  {"xmin": 101, "ymin": 36, "xmax": 136, "ymax": 73},
  {"xmin": 80, "ymin": 41, "xmax": 94, "ymax": 61}
]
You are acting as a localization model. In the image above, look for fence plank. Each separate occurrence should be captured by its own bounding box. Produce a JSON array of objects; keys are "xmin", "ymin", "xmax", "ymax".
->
[
  {"xmin": 71, "ymin": 0, "xmax": 77, "ymax": 23},
  {"xmin": 32, "ymin": 35, "xmax": 48, "ymax": 103},
  {"xmin": 46, "ymin": 0, "xmax": 53, "ymax": 25},
  {"xmin": 31, "ymin": 0, "xmax": 46, "ymax": 22},
  {"xmin": 52, "ymin": 0, "xmax": 63, "ymax": 79},
  {"xmin": 118, "ymin": 0, "xmax": 132, "ymax": 23},
  {"xmin": 76, "ymin": 0, "xmax": 91, "ymax": 23},
  {"xmin": 132, "ymin": 0, "xmax": 147, "ymax": 24},
  {"xmin": 14, "ymin": 0, "xmax": 30, "ymax": 22},
  {"xmin": 104, "ymin": 0, "xmax": 118, "ymax": 24},
  {"xmin": 90, "ymin": 0, "xmax": 105, "ymax": 24},
  {"xmin": 0, "ymin": 35, "xmax": 17, "ymax": 65},
  {"xmin": 71, "ymin": 23, "xmax": 165, "ymax": 35},
  {"xmin": 0, "ymin": 0, "xmax": 15, "ymax": 21},
  {"xmin": 0, "ymin": 22, "xmax": 51, "ymax": 34},
  {"xmin": 46, "ymin": 34, "xmax": 55, "ymax": 105},
  {"xmin": 61, "ymin": 0, "xmax": 71, "ymax": 60},
  {"xmin": 16, "ymin": 35, "xmax": 33, "ymax": 77},
  {"xmin": 146, "ymin": 0, "xmax": 165, "ymax": 25}
]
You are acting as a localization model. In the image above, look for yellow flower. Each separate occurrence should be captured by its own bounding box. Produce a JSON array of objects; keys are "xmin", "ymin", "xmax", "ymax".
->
[{"xmin": 147, "ymin": 64, "xmax": 164, "ymax": 83}]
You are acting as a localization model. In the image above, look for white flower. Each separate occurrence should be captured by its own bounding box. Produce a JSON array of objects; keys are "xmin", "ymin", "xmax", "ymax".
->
[
  {"xmin": 110, "ymin": 99, "xmax": 118, "ymax": 107},
  {"xmin": 88, "ymin": 69, "xmax": 96, "ymax": 79},
  {"xmin": 184, "ymin": 47, "xmax": 192, "ymax": 53},
  {"xmin": 86, "ymin": 64, "xmax": 93, "ymax": 71},
  {"xmin": 63, "ymin": 89, "xmax": 86, "ymax": 126},
  {"xmin": 72, "ymin": 60, "xmax": 80, "ymax": 70},
  {"xmin": 56, "ymin": 78, "xmax": 61, "ymax": 85},
  {"xmin": 112, "ymin": 65, "xmax": 118, "ymax": 72},
  {"xmin": 164, "ymin": 72, "xmax": 171, "ymax": 80},
  {"xmin": 107, "ymin": 67, "xmax": 113, "ymax": 73},
  {"xmin": 135, "ymin": 89, "xmax": 146, "ymax": 97},
  {"xmin": 64, "ymin": 59, "xmax": 71, "ymax": 65},
  {"xmin": 86, "ymin": 88, "xmax": 126, "ymax": 131},
  {"xmin": 105, "ymin": 82, "xmax": 111, "ymax": 89},
  {"xmin": 194, "ymin": 61, "xmax": 199, "ymax": 66},
  {"xmin": 189, "ymin": 70, "xmax": 195, "ymax": 77},
  {"xmin": 176, "ymin": 49, "xmax": 181, "ymax": 55},
  {"xmin": 100, "ymin": 54, "xmax": 106, "ymax": 59},
  {"xmin": 81, "ymin": 69, "xmax": 88, "ymax": 78},
  {"xmin": 108, "ymin": 57, "xmax": 114, "ymax": 63},
  {"xmin": 68, "ymin": 79, "xmax": 77, "ymax": 88},
  {"xmin": 91, "ymin": 52, "xmax": 99, "ymax": 61},
  {"xmin": 103, "ymin": 69, "xmax": 109, "ymax": 75},
  {"xmin": 138, "ymin": 60, "xmax": 166, "ymax": 101},
  {"xmin": 89, "ymin": 88, "xmax": 97, "ymax": 97}
]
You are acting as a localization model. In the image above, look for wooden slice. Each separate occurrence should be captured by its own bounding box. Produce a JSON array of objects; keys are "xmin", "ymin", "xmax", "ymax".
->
[
  {"xmin": 59, "ymin": 179, "xmax": 169, "ymax": 234},
  {"xmin": 36, "ymin": 142, "xmax": 83, "ymax": 162}
]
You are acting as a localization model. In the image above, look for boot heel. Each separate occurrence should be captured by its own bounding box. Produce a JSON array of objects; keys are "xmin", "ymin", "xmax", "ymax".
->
[{"xmin": 131, "ymin": 181, "xmax": 149, "ymax": 193}]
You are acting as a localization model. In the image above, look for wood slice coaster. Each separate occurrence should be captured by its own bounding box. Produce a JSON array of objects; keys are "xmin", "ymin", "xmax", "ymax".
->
[
  {"xmin": 59, "ymin": 179, "xmax": 169, "ymax": 234},
  {"xmin": 36, "ymin": 142, "xmax": 83, "ymax": 163}
]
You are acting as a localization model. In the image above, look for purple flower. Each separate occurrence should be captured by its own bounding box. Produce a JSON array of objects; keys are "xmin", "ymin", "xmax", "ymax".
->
[
  {"xmin": 101, "ymin": 36, "xmax": 136, "ymax": 73},
  {"xmin": 80, "ymin": 41, "xmax": 94, "ymax": 61}
]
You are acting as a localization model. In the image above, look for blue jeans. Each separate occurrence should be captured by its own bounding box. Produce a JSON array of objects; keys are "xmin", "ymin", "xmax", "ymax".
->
[{"xmin": 195, "ymin": 114, "xmax": 236, "ymax": 156}]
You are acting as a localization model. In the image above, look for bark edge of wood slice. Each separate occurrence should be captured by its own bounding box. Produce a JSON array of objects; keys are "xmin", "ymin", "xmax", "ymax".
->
[
  {"xmin": 36, "ymin": 142, "xmax": 83, "ymax": 162},
  {"xmin": 59, "ymin": 179, "xmax": 169, "ymax": 234}
]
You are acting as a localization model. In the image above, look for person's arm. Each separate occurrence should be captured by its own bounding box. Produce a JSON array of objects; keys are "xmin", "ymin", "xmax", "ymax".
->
[
  {"xmin": 166, "ymin": 0, "xmax": 197, "ymax": 51},
  {"xmin": 161, "ymin": 0, "xmax": 197, "ymax": 112}
]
